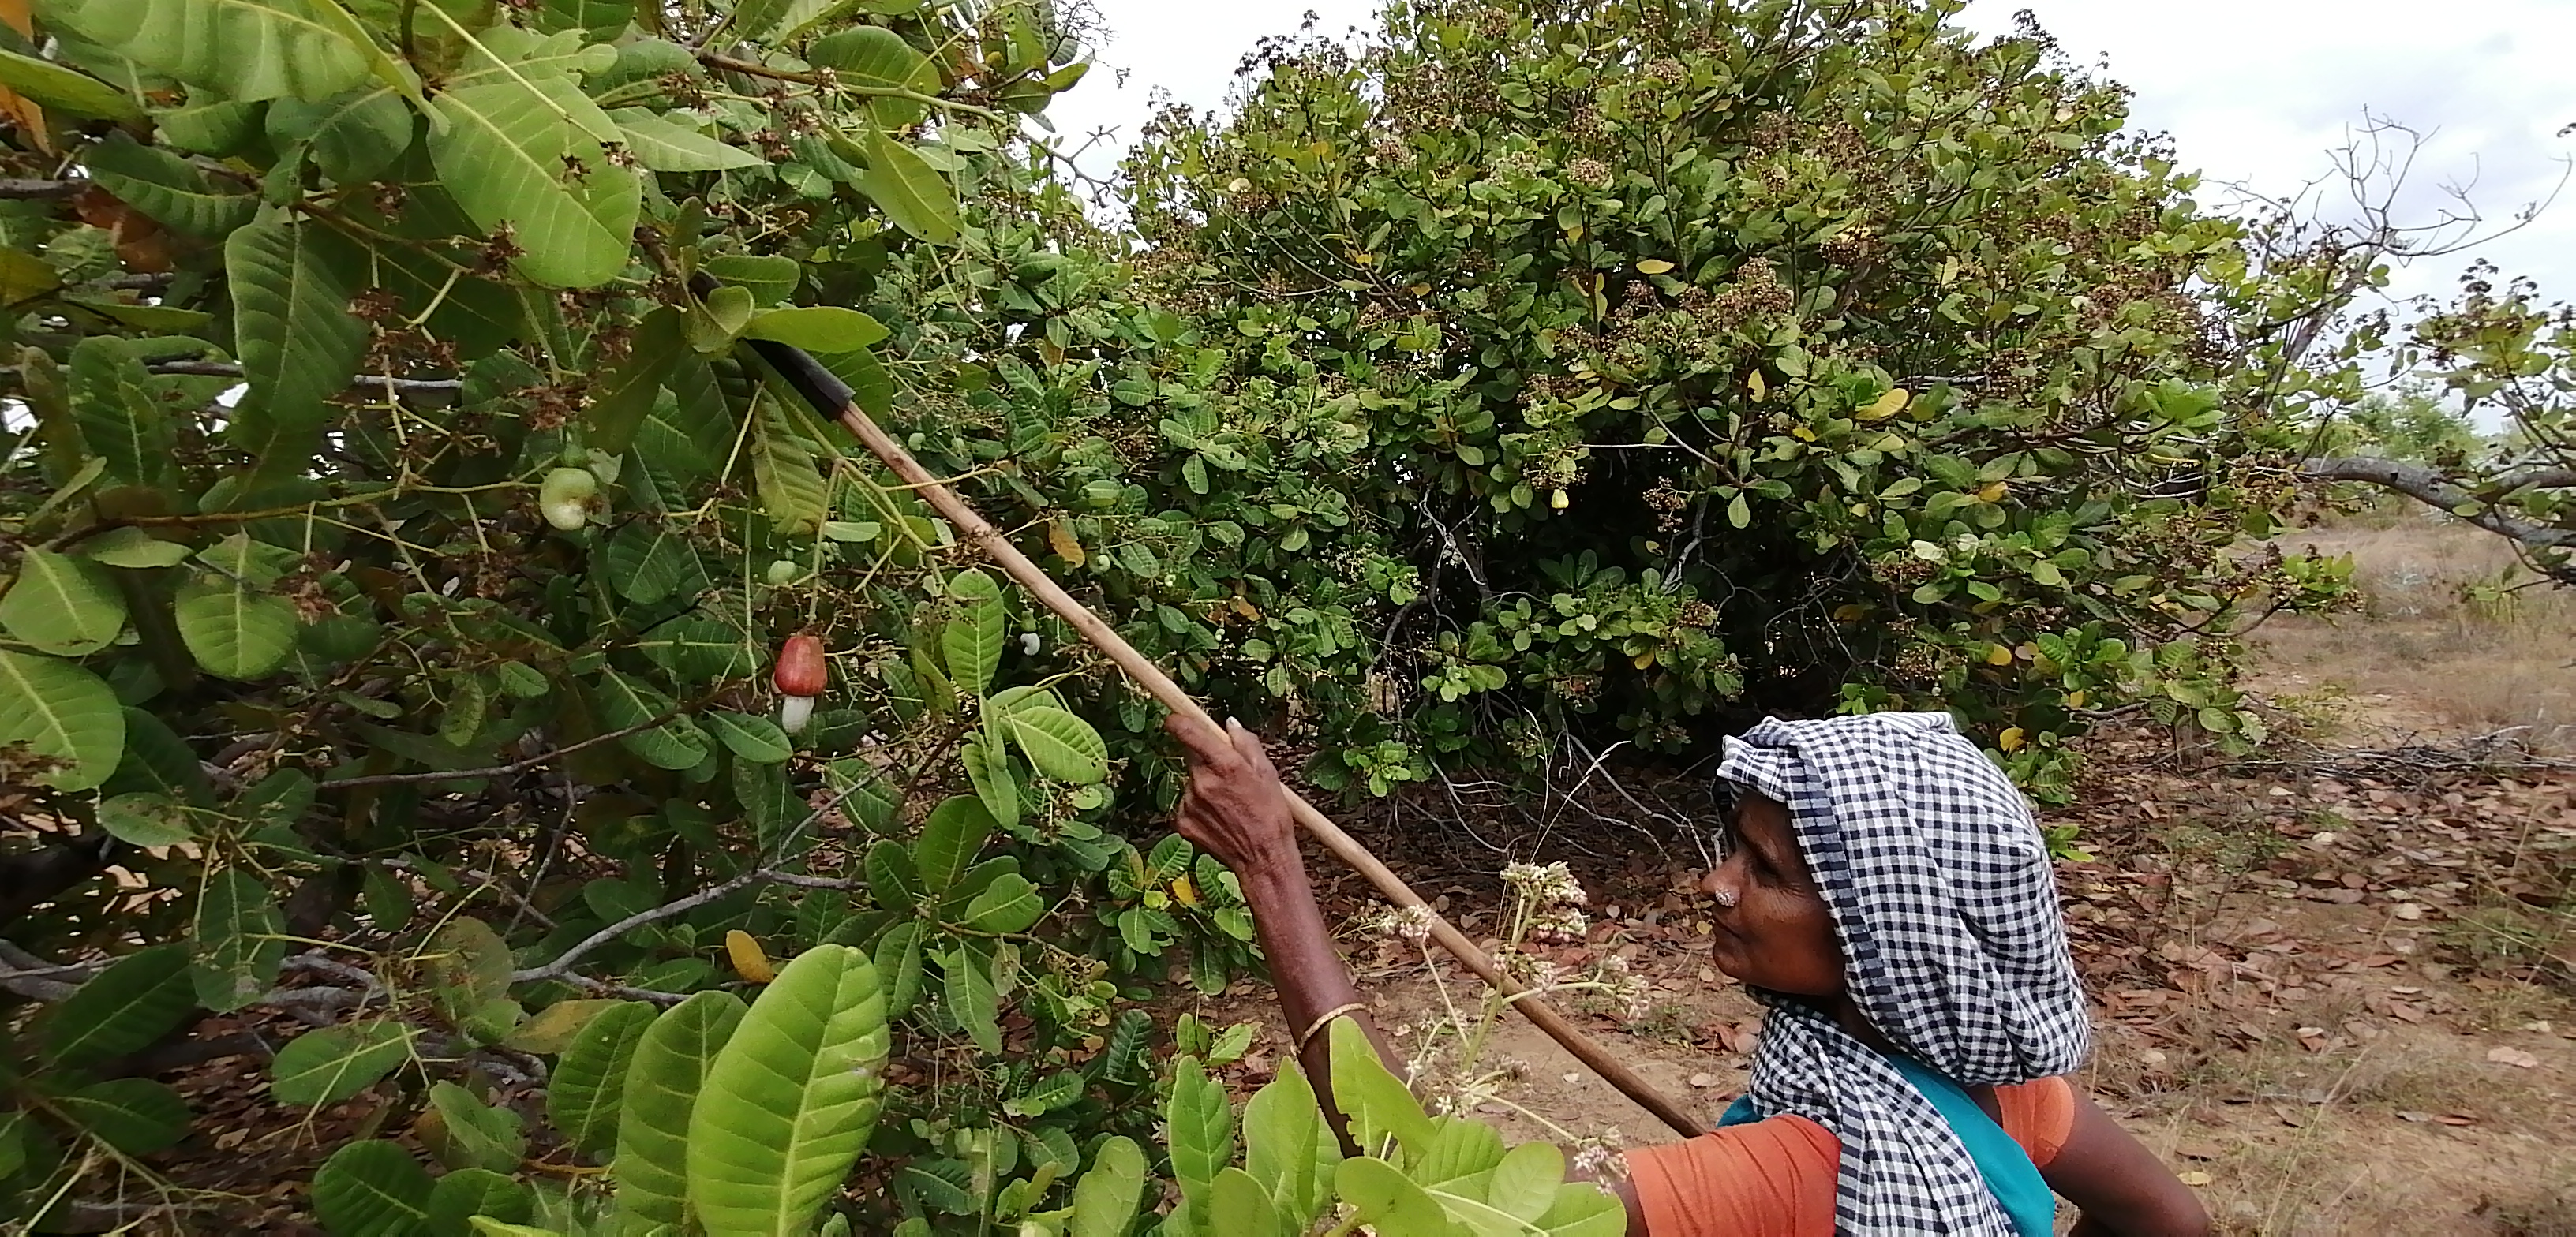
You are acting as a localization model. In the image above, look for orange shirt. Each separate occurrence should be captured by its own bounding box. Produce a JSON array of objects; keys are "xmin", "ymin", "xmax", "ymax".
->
[{"xmin": 1623, "ymin": 1076, "xmax": 2077, "ymax": 1237}]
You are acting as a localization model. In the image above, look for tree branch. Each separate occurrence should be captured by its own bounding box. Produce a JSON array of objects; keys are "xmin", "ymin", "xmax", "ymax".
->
[
  {"xmin": 2301, "ymin": 454, "xmax": 2576, "ymax": 552},
  {"xmin": 322, "ymin": 712, "xmax": 688, "ymax": 789},
  {"xmin": 0, "ymin": 178, "xmax": 84, "ymax": 200},
  {"xmin": 0, "ymin": 360, "xmax": 462, "ymax": 395}
]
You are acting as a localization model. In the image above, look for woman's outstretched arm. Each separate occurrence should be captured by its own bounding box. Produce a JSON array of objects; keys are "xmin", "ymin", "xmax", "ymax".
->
[
  {"xmin": 2044, "ymin": 1092, "xmax": 2213, "ymax": 1236},
  {"xmin": 1166, "ymin": 716, "xmax": 1650, "ymax": 1233},
  {"xmin": 1163, "ymin": 716, "xmax": 1400, "ymax": 1139}
]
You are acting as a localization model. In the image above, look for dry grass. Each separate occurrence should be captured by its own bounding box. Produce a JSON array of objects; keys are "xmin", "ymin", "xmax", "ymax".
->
[{"xmin": 2256, "ymin": 518, "xmax": 2576, "ymax": 748}]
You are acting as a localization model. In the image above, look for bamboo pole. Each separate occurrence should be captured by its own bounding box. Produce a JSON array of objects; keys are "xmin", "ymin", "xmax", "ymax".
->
[{"xmin": 751, "ymin": 338, "xmax": 1708, "ymax": 1139}]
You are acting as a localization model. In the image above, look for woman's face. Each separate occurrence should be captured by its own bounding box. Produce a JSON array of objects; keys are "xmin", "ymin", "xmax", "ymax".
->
[{"xmin": 1700, "ymin": 792, "xmax": 1845, "ymax": 996}]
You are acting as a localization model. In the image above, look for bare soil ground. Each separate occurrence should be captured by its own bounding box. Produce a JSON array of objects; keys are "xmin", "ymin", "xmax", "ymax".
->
[{"xmin": 1181, "ymin": 519, "xmax": 2576, "ymax": 1236}]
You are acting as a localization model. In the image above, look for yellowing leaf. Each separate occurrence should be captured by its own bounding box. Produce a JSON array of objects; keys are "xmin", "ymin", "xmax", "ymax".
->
[
  {"xmin": 1998, "ymin": 727, "xmax": 2026, "ymax": 752},
  {"xmin": 1635, "ymin": 258, "xmax": 1674, "ymax": 275},
  {"xmin": 1046, "ymin": 518, "xmax": 1085, "ymax": 567},
  {"xmin": 1551, "ymin": 488, "xmax": 1570, "ymax": 510},
  {"xmin": 1977, "ymin": 481, "xmax": 2009, "ymax": 503},
  {"xmin": 1747, "ymin": 371, "xmax": 1767, "ymax": 402},
  {"xmin": 1631, "ymin": 650, "xmax": 1656, "ymax": 670},
  {"xmin": 1859, "ymin": 387, "xmax": 1911, "ymax": 420},
  {"xmin": 1791, "ymin": 425, "xmax": 1817, "ymax": 442},
  {"xmin": 1986, "ymin": 645, "xmax": 2014, "ymax": 667},
  {"xmin": 2068, "ymin": 690, "xmax": 2088, "ymax": 708},
  {"xmin": 1171, "ymin": 874, "xmax": 1199, "ymax": 908},
  {"xmin": 1833, "ymin": 604, "xmax": 1866, "ymax": 622},
  {"xmin": 1228, "ymin": 596, "xmax": 1260, "ymax": 620},
  {"xmin": 724, "ymin": 930, "xmax": 776, "ymax": 984}
]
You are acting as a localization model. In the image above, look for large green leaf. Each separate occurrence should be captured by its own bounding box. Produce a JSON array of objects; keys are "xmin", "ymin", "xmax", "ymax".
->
[
  {"xmin": 66, "ymin": 335, "xmax": 176, "ymax": 491},
  {"xmin": 590, "ymin": 667, "xmax": 709, "ymax": 769},
  {"xmin": 1417, "ymin": 1118, "xmax": 1507, "ymax": 1190},
  {"xmin": 96, "ymin": 790, "xmax": 193, "ymax": 846},
  {"xmin": 45, "ymin": 0, "xmax": 388, "ymax": 102},
  {"xmin": 636, "ymin": 615, "xmax": 754, "ymax": 682},
  {"xmin": 1244, "ymin": 1064, "xmax": 1338, "ymax": 1226},
  {"xmin": 80, "ymin": 133, "xmax": 256, "ymax": 236},
  {"xmin": 272, "ymin": 1022, "xmax": 416, "ymax": 1106},
  {"xmin": 940, "ymin": 945, "xmax": 999, "ymax": 1054},
  {"xmin": 1336, "ymin": 1157, "xmax": 1458, "ymax": 1236},
  {"xmin": 313, "ymin": 1138, "xmax": 435, "ymax": 1237},
  {"xmin": 1482, "ymin": 1142, "xmax": 1567, "ymax": 1224},
  {"xmin": 192, "ymin": 865, "xmax": 286, "ymax": 1011},
  {"xmin": 106, "ymin": 706, "xmax": 214, "ymax": 803},
  {"xmin": 940, "ymin": 569, "xmax": 1004, "ymax": 696},
  {"xmin": 749, "ymin": 390, "xmax": 829, "ymax": 537},
  {"xmin": 545, "ymin": 999, "xmax": 653, "ymax": 1157},
  {"xmin": 870, "ymin": 919, "xmax": 923, "ymax": 1019},
  {"xmin": 1166, "ymin": 1056, "xmax": 1234, "ymax": 1198},
  {"xmin": 962, "ymin": 872, "xmax": 1043, "ymax": 933},
  {"xmin": 1329, "ymin": 1016, "xmax": 1436, "ymax": 1160},
  {"xmin": 0, "ymin": 650, "xmax": 123, "ymax": 790},
  {"xmin": 43, "ymin": 943, "xmax": 194, "ymax": 1070},
  {"xmin": 1209, "ymin": 1167, "xmax": 1282, "ymax": 1235},
  {"xmin": 913, "ymin": 795, "xmax": 993, "ymax": 894},
  {"xmin": 1532, "ymin": 1183, "xmax": 1626, "ymax": 1237},
  {"xmin": 804, "ymin": 25, "xmax": 938, "ymax": 126},
  {"xmin": 427, "ymin": 35, "xmax": 637, "ymax": 288},
  {"xmin": 58, "ymin": 1078, "xmax": 189, "ymax": 1154},
  {"xmin": 422, "ymin": 916, "xmax": 513, "ymax": 1027},
  {"xmin": 960, "ymin": 730, "xmax": 1017, "ymax": 830},
  {"xmin": 0, "ymin": 547, "xmax": 126, "ymax": 656},
  {"xmin": 267, "ymin": 84, "xmax": 415, "ymax": 184},
  {"xmin": 704, "ymin": 710, "xmax": 791, "ymax": 764},
  {"xmin": 1005, "ymin": 704, "xmax": 1108, "ymax": 783},
  {"xmin": 80, "ymin": 527, "xmax": 194, "ymax": 570},
  {"xmin": 586, "ymin": 305, "xmax": 683, "ymax": 454},
  {"xmin": 687, "ymin": 944, "xmax": 888, "ymax": 1237},
  {"xmin": 0, "ymin": 46, "xmax": 142, "ymax": 121},
  {"xmin": 421, "ymin": 1081, "xmax": 526, "ymax": 1173},
  {"xmin": 614, "ymin": 990, "xmax": 747, "ymax": 1233},
  {"xmin": 424, "ymin": 1168, "xmax": 534, "ymax": 1237},
  {"xmin": 602, "ymin": 519, "xmax": 702, "ymax": 605},
  {"xmin": 1067, "ymin": 1135, "xmax": 1146, "ymax": 1237},
  {"xmin": 852, "ymin": 123, "xmax": 958, "ymax": 244},
  {"xmin": 175, "ymin": 574, "xmax": 300, "ymax": 679},
  {"xmin": 608, "ymin": 108, "xmax": 758, "ymax": 171},
  {"xmin": 536, "ymin": 0, "xmax": 631, "ymax": 40},
  {"xmin": 227, "ymin": 214, "xmax": 369, "ymax": 473},
  {"xmin": 740, "ymin": 306, "xmax": 886, "ymax": 353}
]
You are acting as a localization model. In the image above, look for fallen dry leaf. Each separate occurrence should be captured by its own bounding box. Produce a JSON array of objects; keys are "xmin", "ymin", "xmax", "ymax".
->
[
  {"xmin": 2177, "ymin": 1171, "xmax": 2215, "ymax": 1187},
  {"xmin": 2486, "ymin": 1046, "xmax": 2541, "ymax": 1069}
]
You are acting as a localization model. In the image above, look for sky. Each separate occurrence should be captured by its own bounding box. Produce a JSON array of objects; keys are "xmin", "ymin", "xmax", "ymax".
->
[{"xmin": 1039, "ymin": 0, "xmax": 2576, "ymax": 316}]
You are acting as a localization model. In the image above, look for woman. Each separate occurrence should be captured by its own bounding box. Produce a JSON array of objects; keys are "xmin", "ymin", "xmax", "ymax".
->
[{"xmin": 1166, "ymin": 710, "xmax": 2211, "ymax": 1236}]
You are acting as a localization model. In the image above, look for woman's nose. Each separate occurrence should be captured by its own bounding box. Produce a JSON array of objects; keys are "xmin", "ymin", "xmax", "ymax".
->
[{"xmin": 1701, "ymin": 861, "xmax": 1743, "ymax": 907}]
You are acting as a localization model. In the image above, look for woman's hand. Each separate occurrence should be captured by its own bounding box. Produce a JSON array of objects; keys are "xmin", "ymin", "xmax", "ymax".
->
[{"xmin": 1164, "ymin": 715, "xmax": 1299, "ymax": 879}]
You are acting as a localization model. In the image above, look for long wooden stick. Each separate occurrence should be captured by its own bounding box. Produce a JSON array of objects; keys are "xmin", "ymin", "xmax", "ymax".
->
[{"xmin": 751, "ymin": 339, "xmax": 1707, "ymax": 1138}]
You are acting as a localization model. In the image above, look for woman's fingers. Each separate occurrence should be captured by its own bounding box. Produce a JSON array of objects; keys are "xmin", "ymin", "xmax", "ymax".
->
[
  {"xmin": 1162, "ymin": 712, "xmax": 1240, "ymax": 770},
  {"xmin": 1226, "ymin": 718, "xmax": 1277, "ymax": 777}
]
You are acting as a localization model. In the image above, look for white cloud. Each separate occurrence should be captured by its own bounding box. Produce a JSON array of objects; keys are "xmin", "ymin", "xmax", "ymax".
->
[{"xmin": 1044, "ymin": 0, "xmax": 2576, "ymax": 308}]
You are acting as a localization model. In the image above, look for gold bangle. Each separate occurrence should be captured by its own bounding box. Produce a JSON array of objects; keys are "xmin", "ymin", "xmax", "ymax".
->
[{"xmin": 1297, "ymin": 1001, "xmax": 1368, "ymax": 1052}]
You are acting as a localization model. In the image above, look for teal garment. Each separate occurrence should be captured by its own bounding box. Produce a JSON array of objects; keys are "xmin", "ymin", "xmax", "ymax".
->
[{"xmin": 1719, "ymin": 1054, "xmax": 2058, "ymax": 1237}]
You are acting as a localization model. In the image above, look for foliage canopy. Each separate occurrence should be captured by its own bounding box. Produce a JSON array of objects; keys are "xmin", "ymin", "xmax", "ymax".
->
[{"xmin": 0, "ymin": 0, "xmax": 2391, "ymax": 1228}]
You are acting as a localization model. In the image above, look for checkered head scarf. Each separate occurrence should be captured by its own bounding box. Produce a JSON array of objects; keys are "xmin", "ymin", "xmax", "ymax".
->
[{"xmin": 1716, "ymin": 712, "xmax": 2089, "ymax": 1235}]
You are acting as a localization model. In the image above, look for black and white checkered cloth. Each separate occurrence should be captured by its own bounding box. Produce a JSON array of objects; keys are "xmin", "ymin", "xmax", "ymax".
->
[{"xmin": 1717, "ymin": 712, "xmax": 2089, "ymax": 1235}]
